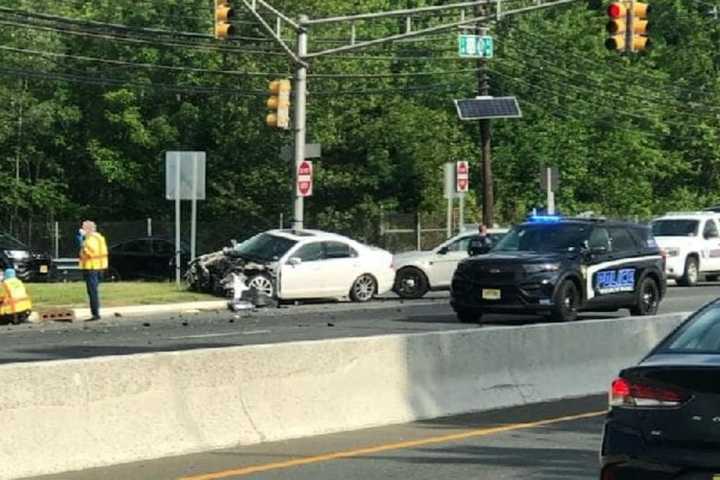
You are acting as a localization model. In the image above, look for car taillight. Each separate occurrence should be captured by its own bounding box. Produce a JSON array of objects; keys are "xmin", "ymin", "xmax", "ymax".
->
[{"xmin": 610, "ymin": 377, "xmax": 689, "ymax": 408}]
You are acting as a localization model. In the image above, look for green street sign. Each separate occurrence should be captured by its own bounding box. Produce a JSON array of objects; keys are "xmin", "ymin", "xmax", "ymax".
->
[{"xmin": 458, "ymin": 34, "xmax": 494, "ymax": 59}]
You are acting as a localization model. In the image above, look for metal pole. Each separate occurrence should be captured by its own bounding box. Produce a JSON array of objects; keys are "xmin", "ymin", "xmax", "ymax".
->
[
  {"xmin": 292, "ymin": 16, "xmax": 309, "ymax": 231},
  {"xmin": 546, "ymin": 168, "xmax": 555, "ymax": 215},
  {"xmin": 416, "ymin": 212, "xmax": 422, "ymax": 250},
  {"xmin": 54, "ymin": 221, "xmax": 59, "ymax": 259},
  {"xmin": 191, "ymin": 153, "xmax": 198, "ymax": 262},
  {"xmin": 476, "ymin": 16, "xmax": 494, "ymax": 227},
  {"xmin": 175, "ymin": 157, "xmax": 181, "ymax": 288},
  {"xmin": 447, "ymin": 196, "xmax": 453, "ymax": 239},
  {"xmin": 459, "ymin": 194, "xmax": 465, "ymax": 233},
  {"xmin": 147, "ymin": 217, "xmax": 152, "ymax": 237}
]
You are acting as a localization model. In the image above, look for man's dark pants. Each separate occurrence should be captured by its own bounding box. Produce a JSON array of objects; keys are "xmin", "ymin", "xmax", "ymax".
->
[{"xmin": 83, "ymin": 270, "xmax": 101, "ymax": 318}]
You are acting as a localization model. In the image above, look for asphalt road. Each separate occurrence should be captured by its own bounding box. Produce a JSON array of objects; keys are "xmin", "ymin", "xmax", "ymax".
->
[
  {"xmin": 0, "ymin": 284, "xmax": 716, "ymax": 364},
  {"xmin": 29, "ymin": 395, "xmax": 607, "ymax": 480}
]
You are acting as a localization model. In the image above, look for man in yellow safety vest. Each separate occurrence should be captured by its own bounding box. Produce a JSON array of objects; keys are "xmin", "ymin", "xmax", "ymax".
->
[
  {"xmin": 78, "ymin": 220, "xmax": 108, "ymax": 321},
  {"xmin": 0, "ymin": 268, "xmax": 32, "ymax": 324}
]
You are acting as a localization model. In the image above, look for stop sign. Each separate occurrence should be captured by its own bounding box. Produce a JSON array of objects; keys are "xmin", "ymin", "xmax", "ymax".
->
[
  {"xmin": 456, "ymin": 161, "xmax": 469, "ymax": 193},
  {"xmin": 297, "ymin": 161, "xmax": 313, "ymax": 197}
]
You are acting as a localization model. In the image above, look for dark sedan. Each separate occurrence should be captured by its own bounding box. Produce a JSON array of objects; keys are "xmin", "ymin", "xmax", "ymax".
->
[
  {"xmin": 108, "ymin": 237, "xmax": 189, "ymax": 281},
  {"xmin": 601, "ymin": 301, "xmax": 720, "ymax": 479},
  {"xmin": 0, "ymin": 232, "xmax": 53, "ymax": 282}
]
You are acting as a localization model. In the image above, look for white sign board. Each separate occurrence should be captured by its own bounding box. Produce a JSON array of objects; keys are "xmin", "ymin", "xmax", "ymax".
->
[
  {"xmin": 297, "ymin": 160, "xmax": 313, "ymax": 197},
  {"xmin": 456, "ymin": 161, "xmax": 470, "ymax": 193},
  {"xmin": 165, "ymin": 151, "xmax": 206, "ymax": 200}
]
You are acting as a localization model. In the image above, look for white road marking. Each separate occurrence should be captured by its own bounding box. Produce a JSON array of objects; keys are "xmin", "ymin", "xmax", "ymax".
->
[{"xmin": 168, "ymin": 330, "xmax": 271, "ymax": 341}]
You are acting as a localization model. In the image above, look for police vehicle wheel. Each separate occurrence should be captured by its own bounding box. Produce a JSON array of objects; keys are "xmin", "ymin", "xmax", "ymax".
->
[
  {"xmin": 394, "ymin": 268, "xmax": 429, "ymax": 299},
  {"xmin": 678, "ymin": 257, "xmax": 699, "ymax": 287},
  {"xmin": 551, "ymin": 281, "xmax": 579, "ymax": 322},
  {"xmin": 456, "ymin": 309, "xmax": 481, "ymax": 323},
  {"xmin": 630, "ymin": 277, "xmax": 659, "ymax": 316}
]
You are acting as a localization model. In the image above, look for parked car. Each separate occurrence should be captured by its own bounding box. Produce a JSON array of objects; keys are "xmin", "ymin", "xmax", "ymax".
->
[
  {"xmin": 601, "ymin": 300, "xmax": 720, "ymax": 479},
  {"xmin": 650, "ymin": 211, "xmax": 720, "ymax": 285},
  {"xmin": 108, "ymin": 237, "xmax": 189, "ymax": 281},
  {"xmin": 0, "ymin": 232, "xmax": 53, "ymax": 282},
  {"xmin": 391, "ymin": 228, "xmax": 508, "ymax": 299},
  {"xmin": 450, "ymin": 215, "xmax": 666, "ymax": 323},
  {"xmin": 187, "ymin": 229, "xmax": 395, "ymax": 302}
]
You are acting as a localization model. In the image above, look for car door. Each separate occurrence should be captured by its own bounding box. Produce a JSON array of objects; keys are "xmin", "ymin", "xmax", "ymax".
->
[
  {"xmin": 152, "ymin": 240, "xmax": 175, "ymax": 280},
  {"xmin": 585, "ymin": 226, "xmax": 616, "ymax": 307},
  {"xmin": 428, "ymin": 235, "xmax": 475, "ymax": 288},
  {"xmin": 320, "ymin": 241, "xmax": 361, "ymax": 296},
  {"xmin": 700, "ymin": 219, "xmax": 720, "ymax": 272},
  {"xmin": 278, "ymin": 242, "xmax": 328, "ymax": 299}
]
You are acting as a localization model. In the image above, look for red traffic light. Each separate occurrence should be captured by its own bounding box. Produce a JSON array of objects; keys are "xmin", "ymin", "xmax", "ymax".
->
[{"xmin": 607, "ymin": 2, "xmax": 626, "ymax": 18}]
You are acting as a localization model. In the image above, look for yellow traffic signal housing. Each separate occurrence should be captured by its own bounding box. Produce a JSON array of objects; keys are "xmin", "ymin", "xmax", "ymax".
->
[
  {"xmin": 214, "ymin": 0, "xmax": 235, "ymax": 40},
  {"xmin": 605, "ymin": 2, "xmax": 627, "ymax": 52},
  {"xmin": 266, "ymin": 79, "xmax": 292, "ymax": 130},
  {"xmin": 631, "ymin": 2, "xmax": 651, "ymax": 51},
  {"xmin": 605, "ymin": 1, "xmax": 650, "ymax": 53}
]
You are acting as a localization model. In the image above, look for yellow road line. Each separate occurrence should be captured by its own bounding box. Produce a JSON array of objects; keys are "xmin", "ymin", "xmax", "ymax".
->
[{"xmin": 179, "ymin": 410, "xmax": 605, "ymax": 480}]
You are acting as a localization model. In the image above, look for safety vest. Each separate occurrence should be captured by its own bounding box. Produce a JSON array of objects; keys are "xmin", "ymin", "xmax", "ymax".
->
[
  {"xmin": 79, "ymin": 232, "xmax": 109, "ymax": 270},
  {"xmin": 0, "ymin": 278, "xmax": 32, "ymax": 315}
]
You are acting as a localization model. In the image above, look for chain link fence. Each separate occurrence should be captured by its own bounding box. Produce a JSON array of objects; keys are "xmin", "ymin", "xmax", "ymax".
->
[{"xmin": 6, "ymin": 210, "xmax": 459, "ymax": 259}]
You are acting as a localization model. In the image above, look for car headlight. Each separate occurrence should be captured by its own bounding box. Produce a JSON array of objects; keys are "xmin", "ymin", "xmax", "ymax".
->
[
  {"xmin": 662, "ymin": 248, "xmax": 680, "ymax": 257},
  {"xmin": 524, "ymin": 263, "xmax": 561, "ymax": 274},
  {"xmin": 4, "ymin": 250, "xmax": 29, "ymax": 260}
]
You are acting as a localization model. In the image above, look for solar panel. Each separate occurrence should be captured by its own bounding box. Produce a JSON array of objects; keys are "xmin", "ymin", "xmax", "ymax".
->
[{"xmin": 454, "ymin": 97, "xmax": 522, "ymax": 120}]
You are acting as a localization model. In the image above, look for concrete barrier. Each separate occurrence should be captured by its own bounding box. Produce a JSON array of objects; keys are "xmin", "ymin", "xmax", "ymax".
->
[{"xmin": 0, "ymin": 313, "xmax": 687, "ymax": 479}]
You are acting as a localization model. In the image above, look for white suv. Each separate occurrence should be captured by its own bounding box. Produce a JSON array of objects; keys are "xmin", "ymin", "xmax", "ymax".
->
[{"xmin": 650, "ymin": 212, "xmax": 720, "ymax": 286}]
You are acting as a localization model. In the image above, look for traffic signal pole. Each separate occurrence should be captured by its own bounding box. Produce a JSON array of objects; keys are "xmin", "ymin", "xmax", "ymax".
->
[
  {"xmin": 476, "ymin": 6, "xmax": 494, "ymax": 227},
  {"xmin": 293, "ymin": 17, "xmax": 309, "ymax": 231}
]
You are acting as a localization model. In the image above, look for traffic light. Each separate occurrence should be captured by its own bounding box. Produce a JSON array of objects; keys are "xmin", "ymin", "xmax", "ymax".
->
[
  {"xmin": 605, "ymin": 2, "xmax": 628, "ymax": 52},
  {"xmin": 214, "ymin": 0, "xmax": 235, "ymax": 40},
  {"xmin": 266, "ymin": 79, "xmax": 292, "ymax": 130},
  {"xmin": 605, "ymin": 1, "xmax": 650, "ymax": 53},
  {"xmin": 631, "ymin": 2, "xmax": 651, "ymax": 51}
]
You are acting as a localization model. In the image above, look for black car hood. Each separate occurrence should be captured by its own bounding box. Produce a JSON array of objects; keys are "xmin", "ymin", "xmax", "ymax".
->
[{"xmin": 466, "ymin": 251, "xmax": 568, "ymax": 265}]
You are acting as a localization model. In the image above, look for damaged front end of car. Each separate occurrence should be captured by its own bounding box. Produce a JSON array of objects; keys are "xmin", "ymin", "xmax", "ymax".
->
[{"xmin": 185, "ymin": 245, "xmax": 277, "ymax": 299}]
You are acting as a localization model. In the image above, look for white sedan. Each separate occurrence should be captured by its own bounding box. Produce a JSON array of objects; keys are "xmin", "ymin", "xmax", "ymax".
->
[
  {"xmin": 392, "ymin": 228, "xmax": 508, "ymax": 299},
  {"xmin": 235, "ymin": 229, "xmax": 394, "ymax": 302}
]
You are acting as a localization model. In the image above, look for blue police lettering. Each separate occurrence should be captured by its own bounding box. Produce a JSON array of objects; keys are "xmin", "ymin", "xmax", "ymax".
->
[{"xmin": 596, "ymin": 268, "xmax": 636, "ymax": 294}]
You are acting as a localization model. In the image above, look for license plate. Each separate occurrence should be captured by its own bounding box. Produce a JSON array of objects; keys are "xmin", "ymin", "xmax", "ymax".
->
[
  {"xmin": 40, "ymin": 265, "xmax": 48, "ymax": 274},
  {"xmin": 482, "ymin": 289, "xmax": 501, "ymax": 300}
]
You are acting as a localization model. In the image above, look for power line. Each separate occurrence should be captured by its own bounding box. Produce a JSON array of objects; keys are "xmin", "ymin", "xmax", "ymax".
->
[
  {"xmin": 0, "ymin": 44, "xmax": 290, "ymax": 78},
  {"xmin": 0, "ymin": 66, "xmax": 268, "ymax": 97}
]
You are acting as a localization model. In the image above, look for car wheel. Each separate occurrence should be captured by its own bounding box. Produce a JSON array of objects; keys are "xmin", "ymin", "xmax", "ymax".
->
[
  {"xmin": 350, "ymin": 274, "xmax": 377, "ymax": 303},
  {"xmin": 393, "ymin": 267, "xmax": 430, "ymax": 299},
  {"xmin": 246, "ymin": 274, "xmax": 275, "ymax": 298},
  {"xmin": 630, "ymin": 277, "xmax": 659, "ymax": 316},
  {"xmin": 456, "ymin": 309, "xmax": 481, "ymax": 324},
  {"xmin": 678, "ymin": 257, "xmax": 699, "ymax": 286},
  {"xmin": 550, "ymin": 280, "xmax": 579, "ymax": 322}
]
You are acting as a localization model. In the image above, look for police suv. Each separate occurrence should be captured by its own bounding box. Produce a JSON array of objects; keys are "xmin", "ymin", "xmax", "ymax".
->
[{"xmin": 450, "ymin": 216, "xmax": 666, "ymax": 323}]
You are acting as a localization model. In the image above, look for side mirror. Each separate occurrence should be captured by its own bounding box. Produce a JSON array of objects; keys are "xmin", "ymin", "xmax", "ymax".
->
[
  {"xmin": 705, "ymin": 232, "xmax": 719, "ymax": 240},
  {"xmin": 437, "ymin": 247, "xmax": 449, "ymax": 255},
  {"xmin": 288, "ymin": 257, "xmax": 302, "ymax": 266},
  {"xmin": 590, "ymin": 246, "xmax": 608, "ymax": 256}
]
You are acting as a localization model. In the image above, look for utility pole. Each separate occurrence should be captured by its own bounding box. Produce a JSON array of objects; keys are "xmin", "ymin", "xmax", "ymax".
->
[
  {"xmin": 475, "ymin": 6, "xmax": 494, "ymax": 227},
  {"xmin": 293, "ymin": 15, "xmax": 309, "ymax": 231}
]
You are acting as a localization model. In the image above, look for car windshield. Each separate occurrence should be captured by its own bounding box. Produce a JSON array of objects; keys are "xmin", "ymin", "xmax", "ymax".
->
[
  {"xmin": 659, "ymin": 306, "xmax": 720, "ymax": 354},
  {"xmin": 651, "ymin": 220, "xmax": 699, "ymax": 237},
  {"xmin": 493, "ymin": 223, "xmax": 590, "ymax": 253},
  {"xmin": 0, "ymin": 233, "xmax": 28, "ymax": 250},
  {"xmin": 234, "ymin": 233, "xmax": 297, "ymax": 262}
]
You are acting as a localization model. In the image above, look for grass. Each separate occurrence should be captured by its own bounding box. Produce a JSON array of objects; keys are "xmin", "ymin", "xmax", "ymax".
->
[{"xmin": 25, "ymin": 282, "xmax": 219, "ymax": 309}]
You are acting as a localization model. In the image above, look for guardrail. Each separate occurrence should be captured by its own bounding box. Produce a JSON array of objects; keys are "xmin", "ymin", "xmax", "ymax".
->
[{"xmin": 0, "ymin": 312, "xmax": 687, "ymax": 480}]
